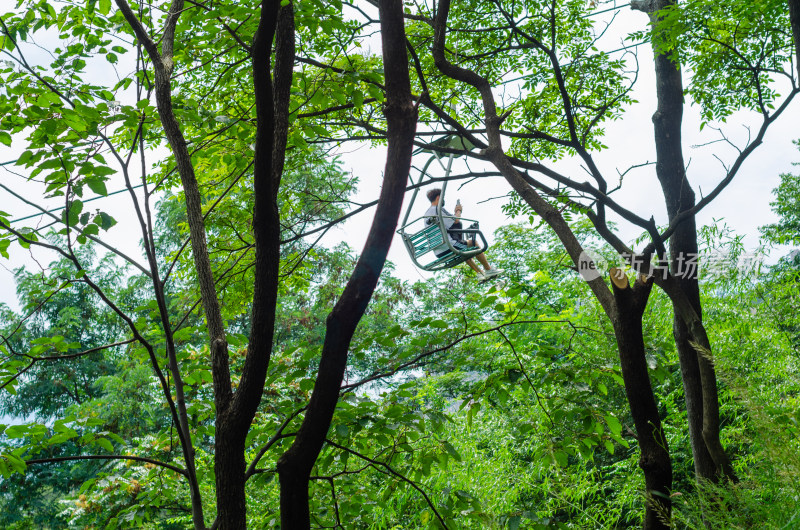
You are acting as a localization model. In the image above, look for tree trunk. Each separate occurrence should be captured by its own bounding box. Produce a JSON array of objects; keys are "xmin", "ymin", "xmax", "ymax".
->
[
  {"xmin": 276, "ymin": 1, "xmax": 418, "ymax": 526},
  {"xmin": 632, "ymin": 0, "xmax": 735, "ymax": 483},
  {"xmin": 653, "ymin": 47, "xmax": 719, "ymax": 480},
  {"xmin": 429, "ymin": 3, "xmax": 674, "ymax": 526},
  {"xmin": 790, "ymin": 0, "xmax": 800, "ymax": 78},
  {"xmin": 610, "ymin": 271, "xmax": 672, "ymax": 530},
  {"xmin": 214, "ymin": 429, "xmax": 247, "ymax": 529},
  {"xmin": 113, "ymin": 0, "xmax": 226, "ymax": 525},
  {"xmin": 213, "ymin": 2, "xmax": 292, "ymax": 527}
]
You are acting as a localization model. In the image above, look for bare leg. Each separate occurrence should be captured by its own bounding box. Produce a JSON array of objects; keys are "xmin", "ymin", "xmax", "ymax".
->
[
  {"xmin": 464, "ymin": 258, "xmax": 483, "ymax": 274},
  {"xmin": 475, "ymin": 253, "xmax": 491, "ymax": 270},
  {"xmin": 465, "ymin": 240, "xmax": 492, "ymax": 271}
]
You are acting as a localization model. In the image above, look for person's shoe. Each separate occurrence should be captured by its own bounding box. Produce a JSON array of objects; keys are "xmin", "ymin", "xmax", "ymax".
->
[
  {"xmin": 483, "ymin": 268, "xmax": 505, "ymax": 278},
  {"xmin": 473, "ymin": 270, "xmax": 487, "ymax": 281}
]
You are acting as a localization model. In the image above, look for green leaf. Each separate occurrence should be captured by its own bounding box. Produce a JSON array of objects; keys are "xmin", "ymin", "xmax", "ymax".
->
[
  {"xmin": 0, "ymin": 131, "xmax": 11, "ymax": 146},
  {"xmin": 603, "ymin": 414, "xmax": 623, "ymax": 438},
  {"xmin": 93, "ymin": 166, "xmax": 116, "ymax": 177},
  {"xmin": 35, "ymin": 92, "xmax": 61, "ymax": 107},
  {"xmin": 310, "ymin": 124, "xmax": 329, "ymax": 137},
  {"xmin": 480, "ymin": 296, "xmax": 498, "ymax": 308},
  {"xmin": 4, "ymin": 425, "xmax": 27, "ymax": 438},
  {"xmin": 16, "ymin": 150, "xmax": 33, "ymax": 166},
  {"xmin": 62, "ymin": 111, "xmax": 87, "ymax": 132},
  {"xmin": 78, "ymin": 478, "xmax": 97, "ymax": 495},
  {"xmin": 85, "ymin": 177, "xmax": 108, "ymax": 196},
  {"xmin": 353, "ymin": 89, "xmax": 364, "ymax": 108},
  {"xmin": 67, "ymin": 200, "xmax": 83, "ymax": 226},
  {"xmin": 4, "ymin": 453, "xmax": 26, "ymax": 473},
  {"xmin": 442, "ymin": 441, "xmax": 462, "ymax": 462},
  {"xmin": 97, "ymin": 438, "xmax": 114, "ymax": 452},
  {"xmin": 96, "ymin": 212, "xmax": 116, "ymax": 230}
]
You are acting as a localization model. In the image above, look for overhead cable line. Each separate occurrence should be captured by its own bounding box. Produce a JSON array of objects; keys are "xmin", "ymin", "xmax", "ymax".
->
[
  {"xmin": 584, "ymin": 3, "xmax": 631, "ymax": 18},
  {"xmin": 5, "ymin": 183, "xmax": 145, "ymax": 224},
  {"xmin": 604, "ymin": 40, "xmax": 646, "ymax": 55},
  {"xmin": 1, "ymin": 3, "xmax": 637, "ymax": 226},
  {"xmin": 1, "ymin": 142, "xmax": 144, "ymax": 224}
]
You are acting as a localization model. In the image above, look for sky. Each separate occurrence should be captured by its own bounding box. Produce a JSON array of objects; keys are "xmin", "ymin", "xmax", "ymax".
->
[
  {"xmin": 1, "ymin": 1, "xmax": 798, "ymax": 314},
  {"xmin": 328, "ymin": 3, "xmax": 799, "ymax": 283}
]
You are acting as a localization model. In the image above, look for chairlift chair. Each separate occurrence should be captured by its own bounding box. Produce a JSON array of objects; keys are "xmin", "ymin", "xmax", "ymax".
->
[{"xmin": 396, "ymin": 136, "xmax": 489, "ymax": 272}]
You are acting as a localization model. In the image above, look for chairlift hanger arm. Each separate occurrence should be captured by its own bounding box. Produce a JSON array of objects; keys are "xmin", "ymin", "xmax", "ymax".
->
[
  {"xmin": 407, "ymin": 96, "xmax": 658, "ymax": 233},
  {"xmin": 396, "ymin": 136, "xmax": 654, "ymax": 249},
  {"xmin": 412, "ymin": 133, "xmax": 654, "ymax": 233},
  {"xmin": 400, "ymin": 154, "xmax": 438, "ymax": 228},
  {"xmin": 291, "ymin": 24, "xmax": 660, "ymax": 248},
  {"xmin": 434, "ymin": 152, "xmax": 456, "ymax": 252}
]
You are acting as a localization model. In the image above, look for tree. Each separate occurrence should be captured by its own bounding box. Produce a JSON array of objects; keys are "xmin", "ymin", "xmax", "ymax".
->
[
  {"xmin": 760, "ymin": 141, "xmax": 800, "ymax": 350},
  {"xmin": 1, "ymin": 0, "xmax": 415, "ymax": 528},
  {"xmin": 629, "ymin": 0, "xmax": 800, "ymax": 483},
  {"xmin": 274, "ymin": 1, "xmax": 418, "ymax": 526},
  {"xmin": 0, "ymin": 251, "xmax": 124, "ymax": 420},
  {"xmin": 2, "ymin": 0, "xmax": 798, "ymax": 528},
  {"xmin": 372, "ymin": 0, "xmax": 796, "ymax": 525}
]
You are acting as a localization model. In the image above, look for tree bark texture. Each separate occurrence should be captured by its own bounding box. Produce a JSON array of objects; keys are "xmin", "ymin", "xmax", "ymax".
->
[
  {"xmin": 790, "ymin": 0, "xmax": 800, "ymax": 78},
  {"xmin": 276, "ymin": 1, "xmax": 418, "ymax": 527},
  {"xmin": 430, "ymin": 3, "xmax": 674, "ymax": 526},
  {"xmin": 634, "ymin": 0, "xmax": 734, "ymax": 483},
  {"xmin": 213, "ymin": 2, "xmax": 292, "ymax": 529},
  {"xmin": 610, "ymin": 273, "xmax": 672, "ymax": 530},
  {"xmin": 113, "ymin": 0, "xmax": 212, "ymax": 526}
]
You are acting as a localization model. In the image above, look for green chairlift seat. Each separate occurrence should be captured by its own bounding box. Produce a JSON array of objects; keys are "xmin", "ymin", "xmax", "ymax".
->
[{"xmin": 397, "ymin": 136, "xmax": 489, "ymax": 272}]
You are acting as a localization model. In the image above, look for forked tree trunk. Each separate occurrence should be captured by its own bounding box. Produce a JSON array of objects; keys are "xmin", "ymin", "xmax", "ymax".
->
[
  {"xmin": 609, "ymin": 270, "xmax": 672, "ymax": 530},
  {"xmin": 428, "ymin": 3, "xmax": 676, "ymax": 525},
  {"xmin": 632, "ymin": 0, "xmax": 735, "ymax": 483},
  {"xmin": 215, "ymin": 1, "xmax": 293, "ymax": 527},
  {"xmin": 653, "ymin": 44, "xmax": 720, "ymax": 481},
  {"xmin": 276, "ymin": 1, "xmax": 418, "ymax": 526}
]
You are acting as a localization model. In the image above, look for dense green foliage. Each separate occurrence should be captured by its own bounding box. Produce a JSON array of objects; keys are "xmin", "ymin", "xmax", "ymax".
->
[
  {"xmin": 1, "ymin": 0, "xmax": 798, "ymax": 528},
  {"xmin": 2, "ymin": 206, "xmax": 799, "ymax": 528}
]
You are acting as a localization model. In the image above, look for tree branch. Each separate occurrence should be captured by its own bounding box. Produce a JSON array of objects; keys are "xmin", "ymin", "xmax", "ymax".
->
[
  {"xmin": 26, "ymin": 454, "xmax": 187, "ymax": 476},
  {"xmin": 325, "ymin": 439, "xmax": 449, "ymax": 529}
]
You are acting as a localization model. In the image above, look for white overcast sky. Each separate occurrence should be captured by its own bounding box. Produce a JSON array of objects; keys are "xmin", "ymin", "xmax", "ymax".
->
[
  {"xmin": 1, "ymin": 2, "xmax": 798, "ymax": 312},
  {"xmin": 331, "ymin": 4, "xmax": 799, "ymax": 283}
]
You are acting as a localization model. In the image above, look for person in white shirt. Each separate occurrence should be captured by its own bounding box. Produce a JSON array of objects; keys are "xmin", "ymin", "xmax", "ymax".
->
[{"xmin": 424, "ymin": 188, "xmax": 504, "ymax": 280}]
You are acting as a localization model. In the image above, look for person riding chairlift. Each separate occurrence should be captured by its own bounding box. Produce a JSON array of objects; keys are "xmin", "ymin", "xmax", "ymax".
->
[{"xmin": 424, "ymin": 188, "xmax": 504, "ymax": 280}]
